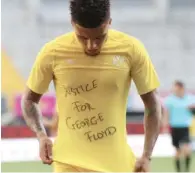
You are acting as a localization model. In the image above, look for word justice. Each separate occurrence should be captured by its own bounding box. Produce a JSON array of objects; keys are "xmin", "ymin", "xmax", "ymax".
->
[{"xmin": 64, "ymin": 80, "xmax": 97, "ymax": 97}]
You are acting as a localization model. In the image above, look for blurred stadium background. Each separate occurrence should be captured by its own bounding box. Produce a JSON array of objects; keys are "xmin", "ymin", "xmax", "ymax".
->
[{"xmin": 1, "ymin": 0, "xmax": 195, "ymax": 172}]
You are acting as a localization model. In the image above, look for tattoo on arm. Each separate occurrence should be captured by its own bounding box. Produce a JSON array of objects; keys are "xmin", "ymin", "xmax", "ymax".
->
[
  {"xmin": 21, "ymin": 88, "xmax": 46, "ymax": 138},
  {"xmin": 141, "ymin": 90, "xmax": 162, "ymax": 159}
]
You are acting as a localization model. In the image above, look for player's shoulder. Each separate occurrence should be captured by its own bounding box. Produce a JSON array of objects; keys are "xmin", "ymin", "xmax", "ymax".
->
[
  {"xmin": 52, "ymin": 32, "xmax": 75, "ymax": 44},
  {"xmin": 108, "ymin": 29, "xmax": 144, "ymax": 47},
  {"xmin": 42, "ymin": 32, "xmax": 75, "ymax": 52},
  {"xmin": 36, "ymin": 32, "xmax": 75, "ymax": 63}
]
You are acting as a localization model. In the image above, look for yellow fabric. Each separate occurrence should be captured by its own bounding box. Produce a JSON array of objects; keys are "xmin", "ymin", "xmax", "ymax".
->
[
  {"xmin": 26, "ymin": 44, "xmax": 54, "ymax": 94},
  {"xmin": 27, "ymin": 30, "xmax": 160, "ymax": 172},
  {"xmin": 1, "ymin": 51, "xmax": 25, "ymax": 108},
  {"xmin": 53, "ymin": 161, "xmax": 95, "ymax": 172},
  {"xmin": 190, "ymin": 117, "xmax": 195, "ymax": 137}
]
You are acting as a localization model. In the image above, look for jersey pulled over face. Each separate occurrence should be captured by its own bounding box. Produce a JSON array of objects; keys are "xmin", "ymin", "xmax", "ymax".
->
[{"xmin": 27, "ymin": 30, "xmax": 160, "ymax": 172}]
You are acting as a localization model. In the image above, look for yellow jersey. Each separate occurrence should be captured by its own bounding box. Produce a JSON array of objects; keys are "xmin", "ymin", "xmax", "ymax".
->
[{"xmin": 27, "ymin": 29, "xmax": 160, "ymax": 172}]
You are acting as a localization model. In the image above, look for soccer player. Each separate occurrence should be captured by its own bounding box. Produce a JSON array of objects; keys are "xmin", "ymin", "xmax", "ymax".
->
[
  {"xmin": 163, "ymin": 81, "xmax": 194, "ymax": 172},
  {"xmin": 21, "ymin": 0, "xmax": 162, "ymax": 172}
]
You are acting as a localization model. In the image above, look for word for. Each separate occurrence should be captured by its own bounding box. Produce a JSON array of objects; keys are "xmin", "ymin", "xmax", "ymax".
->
[
  {"xmin": 66, "ymin": 113, "xmax": 103, "ymax": 130},
  {"xmin": 63, "ymin": 80, "xmax": 97, "ymax": 97},
  {"xmin": 72, "ymin": 101, "xmax": 95, "ymax": 112},
  {"xmin": 84, "ymin": 126, "xmax": 117, "ymax": 142}
]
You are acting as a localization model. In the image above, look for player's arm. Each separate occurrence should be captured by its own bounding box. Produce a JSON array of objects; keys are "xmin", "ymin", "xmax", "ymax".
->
[
  {"xmin": 161, "ymin": 108, "xmax": 169, "ymax": 131},
  {"xmin": 161, "ymin": 99, "xmax": 170, "ymax": 132},
  {"xmin": 21, "ymin": 43, "xmax": 53, "ymax": 140},
  {"xmin": 22, "ymin": 89, "xmax": 46, "ymax": 139},
  {"xmin": 130, "ymin": 38, "xmax": 162, "ymax": 161},
  {"xmin": 140, "ymin": 90, "xmax": 162, "ymax": 159}
]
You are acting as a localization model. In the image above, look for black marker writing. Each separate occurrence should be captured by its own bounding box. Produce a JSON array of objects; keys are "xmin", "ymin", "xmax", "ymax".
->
[
  {"xmin": 64, "ymin": 80, "xmax": 97, "ymax": 97},
  {"xmin": 72, "ymin": 101, "xmax": 95, "ymax": 112},
  {"xmin": 84, "ymin": 126, "xmax": 117, "ymax": 142},
  {"xmin": 66, "ymin": 113, "xmax": 104, "ymax": 130}
]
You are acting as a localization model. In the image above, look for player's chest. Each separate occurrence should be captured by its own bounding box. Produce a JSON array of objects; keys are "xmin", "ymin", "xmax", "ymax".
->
[
  {"xmin": 172, "ymin": 99, "xmax": 190, "ymax": 109},
  {"xmin": 53, "ymin": 53, "xmax": 130, "ymax": 70},
  {"xmin": 53, "ymin": 54, "xmax": 131, "ymax": 89}
]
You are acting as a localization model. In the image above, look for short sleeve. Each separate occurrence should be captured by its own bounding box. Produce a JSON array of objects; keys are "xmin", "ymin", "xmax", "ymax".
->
[
  {"xmin": 130, "ymin": 38, "xmax": 160, "ymax": 95},
  {"xmin": 27, "ymin": 44, "xmax": 54, "ymax": 94}
]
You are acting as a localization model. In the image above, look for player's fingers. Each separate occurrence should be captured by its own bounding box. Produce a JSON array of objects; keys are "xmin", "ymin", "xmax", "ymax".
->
[
  {"xmin": 41, "ymin": 153, "xmax": 53, "ymax": 165},
  {"xmin": 40, "ymin": 143, "xmax": 52, "ymax": 165},
  {"xmin": 43, "ymin": 147, "xmax": 53, "ymax": 165},
  {"xmin": 140, "ymin": 166, "xmax": 149, "ymax": 172},
  {"xmin": 40, "ymin": 149, "xmax": 48, "ymax": 163},
  {"xmin": 133, "ymin": 166, "xmax": 142, "ymax": 172},
  {"xmin": 46, "ymin": 142, "xmax": 53, "ymax": 160},
  {"xmin": 43, "ymin": 159, "xmax": 53, "ymax": 165}
]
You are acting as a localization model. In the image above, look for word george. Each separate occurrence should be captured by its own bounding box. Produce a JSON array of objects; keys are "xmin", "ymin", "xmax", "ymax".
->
[
  {"xmin": 72, "ymin": 101, "xmax": 95, "ymax": 112},
  {"xmin": 84, "ymin": 126, "xmax": 117, "ymax": 142},
  {"xmin": 66, "ymin": 113, "xmax": 103, "ymax": 130},
  {"xmin": 63, "ymin": 80, "xmax": 97, "ymax": 97}
]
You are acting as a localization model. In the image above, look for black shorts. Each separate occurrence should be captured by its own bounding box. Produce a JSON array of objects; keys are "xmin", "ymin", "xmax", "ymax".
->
[{"xmin": 171, "ymin": 127, "xmax": 190, "ymax": 149}]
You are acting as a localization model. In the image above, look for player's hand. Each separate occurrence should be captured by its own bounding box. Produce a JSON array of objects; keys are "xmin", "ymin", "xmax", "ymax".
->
[
  {"xmin": 38, "ymin": 134, "xmax": 53, "ymax": 165},
  {"xmin": 133, "ymin": 156, "xmax": 150, "ymax": 172}
]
